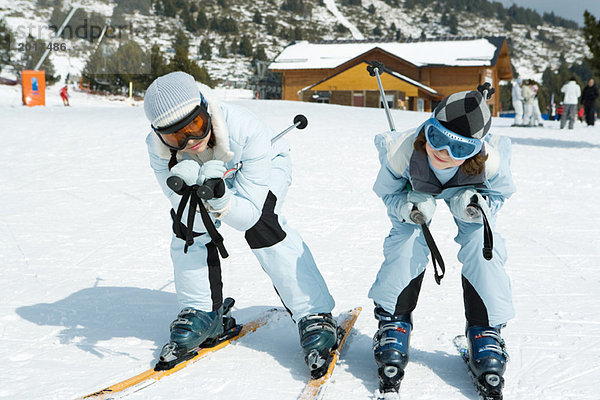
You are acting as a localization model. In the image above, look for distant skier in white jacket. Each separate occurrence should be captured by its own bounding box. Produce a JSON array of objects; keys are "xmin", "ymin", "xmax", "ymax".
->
[
  {"xmin": 560, "ymin": 77, "xmax": 581, "ymax": 130},
  {"xmin": 511, "ymin": 78, "xmax": 524, "ymax": 126}
]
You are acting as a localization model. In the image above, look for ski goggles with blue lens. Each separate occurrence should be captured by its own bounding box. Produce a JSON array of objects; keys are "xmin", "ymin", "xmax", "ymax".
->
[{"xmin": 423, "ymin": 118, "xmax": 482, "ymax": 160}]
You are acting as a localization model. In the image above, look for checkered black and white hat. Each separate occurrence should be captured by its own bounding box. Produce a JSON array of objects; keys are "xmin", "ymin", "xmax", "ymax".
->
[{"xmin": 433, "ymin": 90, "xmax": 491, "ymax": 140}]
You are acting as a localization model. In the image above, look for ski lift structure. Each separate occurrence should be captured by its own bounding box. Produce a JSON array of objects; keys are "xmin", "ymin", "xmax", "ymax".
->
[{"xmin": 91, "ymin": 20, "xmax": 112, "ymax": 87}]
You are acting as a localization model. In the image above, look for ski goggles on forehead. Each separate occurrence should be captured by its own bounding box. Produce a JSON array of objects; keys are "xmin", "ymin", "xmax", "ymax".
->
[
  {"xmin": 424, "ymin": 118, "xmax": 482, "ymax": 160},
  {"xmin": 152, "ymin": 105, "xmax": 212, "ymax": 151}
]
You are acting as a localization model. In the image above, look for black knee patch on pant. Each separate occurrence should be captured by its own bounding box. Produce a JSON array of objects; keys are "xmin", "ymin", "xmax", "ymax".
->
[
  {"xmin": 462, "ymin": 275, "xmax": 489, "ymax": 326},
  {"xmin": 245, "ymin": 191, "xmax": 287, "ymax": 249},
  {"xmin": 394, "ymin": 271, "xmax": 425, "ymax": 315},
  {"xmin": 207, "ymin": 241, "xmax": 223, "ymax": 312}
]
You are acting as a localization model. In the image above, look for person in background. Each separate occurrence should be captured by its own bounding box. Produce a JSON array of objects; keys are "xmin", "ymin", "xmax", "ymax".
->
[
  {"xmin": 531, "ymin": 82, "xmax": 544, "ymax": 127},
  {"xmin": 521, "ymin": 80, "xmax": 535, "ymax": 127},
  {"xmin": 556, "ymin": 102, "xmax": 564, "ymax": 121},
  {"xmin": 560, "ymin": 77, "xmax": 581, "ymax": 130},
  {"xmin": 60, "ymin": 85, "xmax": 70, "ymax": 106},
  {"xmin": 581, "ymin": 78, "xmax": 599, "ymax": 126},
  {"xmin": 511, "ymin": 78, "xmax": 524, "ymax": 126},
  {"xmin": 142, "ymin": 71, "xmax": 337, "ymax": 378}
]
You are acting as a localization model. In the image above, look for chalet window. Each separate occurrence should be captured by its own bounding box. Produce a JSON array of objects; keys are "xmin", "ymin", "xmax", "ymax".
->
[{"xmin": 380, "ymin": 93, "xmax": 395, "ymax": 109}]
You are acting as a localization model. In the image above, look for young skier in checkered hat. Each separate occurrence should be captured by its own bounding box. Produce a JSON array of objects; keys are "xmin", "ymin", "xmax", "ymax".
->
[
  {"xmin": 370, "ymin": 87, "xmax": 516, "ymax": 398},
  {"xmin": 143, "ymin": 71, "xmax": 337, "ymax": 378}
]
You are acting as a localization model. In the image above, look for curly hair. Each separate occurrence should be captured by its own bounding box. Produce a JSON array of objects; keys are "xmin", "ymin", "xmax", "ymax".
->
[{"xmin": 414, "ymin": 132, "xmax": 488, "ymax": 176}]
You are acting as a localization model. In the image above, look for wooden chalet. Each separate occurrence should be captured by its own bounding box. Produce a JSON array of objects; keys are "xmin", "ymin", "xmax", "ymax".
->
[{"xmin": 268, "ymin": 37, "xmax": 513, "ymax": 115}]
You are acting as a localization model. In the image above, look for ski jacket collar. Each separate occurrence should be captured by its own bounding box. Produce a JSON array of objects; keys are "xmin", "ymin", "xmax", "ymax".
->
[{"xmin": 409, "ymin": 143, "xmax": 486, "ymax": 195}]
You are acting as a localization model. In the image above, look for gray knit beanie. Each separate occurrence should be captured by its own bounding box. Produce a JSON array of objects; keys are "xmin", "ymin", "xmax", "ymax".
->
[
  {"xmin": 433, "ymin": 90, "xmax": 491, "ymax": 139},
  {"xmin": 144, "ymin": 71, "xmax": 207, "ymax": 128}
]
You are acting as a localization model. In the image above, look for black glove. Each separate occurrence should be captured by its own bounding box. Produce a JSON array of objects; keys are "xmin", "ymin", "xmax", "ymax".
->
[{"xmin": 477, "ymin": 82, "xmax": 495, "ymax": 99}]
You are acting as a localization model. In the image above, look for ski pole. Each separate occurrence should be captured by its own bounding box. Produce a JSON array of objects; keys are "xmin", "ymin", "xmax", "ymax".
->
[
  {"xmin": 410, "ymin": 206, "xmax": 445, "ymax": 284},
  {"xmin": 367, "ymin": 61, "xmax": 396, "ymax": 131},
  {"xmin": 368, "ymin": 63, "xmax": 445, "ymax": 283},
  {"xmin": 167, "ymin": 114, "xmax": 309, "ymax": 198},
  {"xmin": 466, "ymin": 195, "xmax": 494, "ymax": 261}
]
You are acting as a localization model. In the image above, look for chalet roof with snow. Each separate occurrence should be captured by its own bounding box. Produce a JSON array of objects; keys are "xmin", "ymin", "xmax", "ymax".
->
[{"xmin": 269, "ymin": 36, "xmax": 507, "ymax": 70}]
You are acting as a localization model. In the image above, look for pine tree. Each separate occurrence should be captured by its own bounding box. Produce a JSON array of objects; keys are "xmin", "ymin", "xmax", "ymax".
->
[
  {"xmin": 199, "ymin": 40, "xmax": 212, "ymax": 60},
  {"xmin": 0, "ymin": 18, "xmax": 13, "ymax": 72},
  {"xmin": 196, "ymin": 10, "xmax": 208, "ymax": 29},
  {"xmin": 448, "ymin": 14, "xmax": 458, "ymax": 35},
  {"xmin": 163, "ymin": 0, "xmax": 176, "ymax": 18},
  {"xmin": 252, "ymin": 10, "xmax": 263, "ymax": 24},
  {"xmin": 182, "ymin": 5, "xmax": 197, "ymax": 32},
  {"xmin": 218, "ymin": 41, "xmax": 228, "ymax": 57},
  {"xmin": 173, "ymin": 29, "xmax": 190, "ymax": 54},
  {"xmin": 583, "ymin": 10, "xmax": 600, "ymax": 75},
  {"xmin": 238, "ymin": 35, "xmax": 253, "ymax": 57}
]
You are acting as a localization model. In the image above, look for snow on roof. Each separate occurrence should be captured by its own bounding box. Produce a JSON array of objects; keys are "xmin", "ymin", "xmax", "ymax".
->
[{"xmin": 270, "ymin": 37, "xmax": 503, "ymax": 70}]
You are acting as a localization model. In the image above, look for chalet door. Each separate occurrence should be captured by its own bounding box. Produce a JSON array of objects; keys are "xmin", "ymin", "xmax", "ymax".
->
[{"xmin": 353, "ymin": 92, "xmax": 364, "ymax": 107}]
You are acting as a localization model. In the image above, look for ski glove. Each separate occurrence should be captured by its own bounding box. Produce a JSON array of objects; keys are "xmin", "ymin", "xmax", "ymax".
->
[
  {"xmin": 200, "ymin": 160, "xmax": 232, "ymax": 213},
  {"xmin": 449, "ymin": 188, "xmax": 490, "ymax": 223},
  {"xmin": 169, "ymin": 159, "xmax": 201, "ymax": 187},
  {"xmin": 398, "ymin": 191, "xmax": 436, "ymax": 225}
]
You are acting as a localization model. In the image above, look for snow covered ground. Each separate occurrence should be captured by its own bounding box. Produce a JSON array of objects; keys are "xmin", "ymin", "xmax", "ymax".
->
[{"xmin": 1, "ymin": 84, "xmax": 600, "ymax": 399}]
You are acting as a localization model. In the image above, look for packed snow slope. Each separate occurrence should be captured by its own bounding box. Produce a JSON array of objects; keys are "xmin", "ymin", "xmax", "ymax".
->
[{"xmin": 1, "ymin": 85, "xmax": 599, "ymax": 399}]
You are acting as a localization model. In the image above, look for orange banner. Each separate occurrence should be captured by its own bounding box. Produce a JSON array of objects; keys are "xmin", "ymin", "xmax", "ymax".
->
[{"xmin": 21, "ymin": 70, "xmax": 46, "ymax": 106}]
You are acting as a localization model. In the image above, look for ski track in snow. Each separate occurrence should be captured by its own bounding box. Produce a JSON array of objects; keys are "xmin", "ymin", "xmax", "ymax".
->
[
  {"xmin": 324, "ymin": 0, "xmax": 365, "ymax": 40},
  {"xmin": 1, "ymin": 83, "xmax": 600, "ymax": 399}
]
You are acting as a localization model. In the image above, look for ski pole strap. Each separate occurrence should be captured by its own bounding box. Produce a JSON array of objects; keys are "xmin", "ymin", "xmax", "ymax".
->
[
  {"xmin": 170, "ymin": 184, "xmax": 228, "ymax": 257},
  {"xmin": 468, "ymin": 195, "xmax": 494, "ymax": 260},
  {"xmin": 410, "ymin": 204, "xmax": 445, "ymax": 284},
  {"xmin": 421, "ymin": 222, "xmax": 446, "ymax": 284},
  {"xmin": 197, "ymin": 197, "xmax": 229, "ymax": 259}
]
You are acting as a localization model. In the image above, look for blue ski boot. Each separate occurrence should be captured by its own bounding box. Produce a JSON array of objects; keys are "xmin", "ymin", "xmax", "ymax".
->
[
  {"xmin": 466, "ymin": 325, "xmax": 509, "ymax": 399},
  {"xmin": 156, "ymin": 306, "xmax": 224, "ymax": 370},
  {"xmin": 298, "ymin": 313, "xmax": 339, "ymax": 379},
  {"xmin": 373, "ymin": 306, "xmax": 412, "ymax": 395}
]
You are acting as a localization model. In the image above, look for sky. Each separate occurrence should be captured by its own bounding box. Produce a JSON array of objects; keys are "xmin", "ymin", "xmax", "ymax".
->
[{"xmin": 496, "ymin": 0, "xmax": 600, "ymax": 26}]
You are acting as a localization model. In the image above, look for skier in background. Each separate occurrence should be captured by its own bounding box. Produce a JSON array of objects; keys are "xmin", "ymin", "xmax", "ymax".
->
[
  {"xmin": 581, "ymin": 78, "xmax": 599, "ymax": 126},
  {"xmin": 560, "ymin": 77, "xmax": 581, "ymax": 130},
  {"xmin": 370, "ymin": 87, "xmax": 515, "ymax": 398},
  {"xmin": 60, "ymin": 85, "xmax": 69, "ymax": 106},
  {"xmin": 521, "ymin": 80, "xmax": 535, "ymax": 126},
  {"xmin": 511, "ymin": 78, "xmax": 523, "ymax": 126},
  {"xmin": 531, "ymin": 82, "xmax": 544, "ymax": 126},
  {"xmin": 143, "ymin": 71, "xmax": 338, "ymax": 378}
]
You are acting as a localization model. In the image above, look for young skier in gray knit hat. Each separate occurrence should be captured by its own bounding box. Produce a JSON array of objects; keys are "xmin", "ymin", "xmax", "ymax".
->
[
  {"xmin": 144, "ymin": 71, "xmax": 337, "ymax": 377},
  {"xmin": 369, "ymin": 88, "xmax": 516, "ymax": 398}
]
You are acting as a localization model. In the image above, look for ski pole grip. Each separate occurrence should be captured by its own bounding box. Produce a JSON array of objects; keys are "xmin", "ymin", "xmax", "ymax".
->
[
  {"xmin": 293, "ymin": 114, "xmax": 308, "ymax": 129},
  {"xmin": 410, "ymin": 205, "xmax": 426, "ymax": 225},
  {"xmin": 196, "ymin": 178, "xmax": 225, "ymax": 200},
  {"xmin": 167, "ymin": 175, "xmax": 187, "ymax": 195},
  {"xmin": 367, "ymin": 61, "xmax": 385, "ymax": 76}
]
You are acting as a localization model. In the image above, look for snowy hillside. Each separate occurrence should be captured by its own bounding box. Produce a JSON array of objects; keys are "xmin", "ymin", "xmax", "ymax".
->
[
  {"xmin": 0, "ymin": 0, "xmax": 591, "ymax": 86},
  {"xmin": 1, "ymin": 84, "xmax": 599, "ymax": 399}
]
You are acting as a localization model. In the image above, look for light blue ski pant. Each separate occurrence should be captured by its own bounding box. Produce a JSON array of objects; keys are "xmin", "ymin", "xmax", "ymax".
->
[
  {"xmin": 369, "ymin": 213, "xmax": 514, "ymax": 327},
  {"xmin": 170, "ymin": 167, "xmax": 335, "ymax": 321}
]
